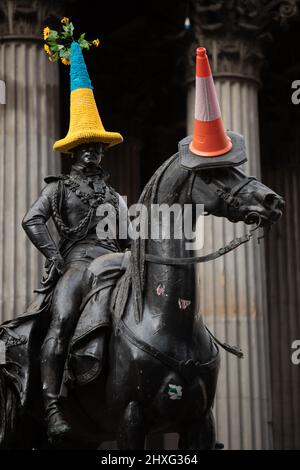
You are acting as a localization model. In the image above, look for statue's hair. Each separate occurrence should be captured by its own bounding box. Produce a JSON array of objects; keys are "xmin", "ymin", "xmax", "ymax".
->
[{"xmin": 115, "ymin": 153, "xmax": 179, "ymax": 324}]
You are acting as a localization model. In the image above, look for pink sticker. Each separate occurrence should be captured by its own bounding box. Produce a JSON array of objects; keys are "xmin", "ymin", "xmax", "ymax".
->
[
  {"xmin": 156, "ymin": 283, "xmax": 166, "ymax": 296},
  {"xmin": 178, "ymin": 298, "xmax": 191, "ymax": 310}
]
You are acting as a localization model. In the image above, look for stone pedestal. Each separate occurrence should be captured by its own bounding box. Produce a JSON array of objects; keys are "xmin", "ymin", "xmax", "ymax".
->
[{"xmin": 0, "ymin": 1, "xmax": 61, "ymax": 322}]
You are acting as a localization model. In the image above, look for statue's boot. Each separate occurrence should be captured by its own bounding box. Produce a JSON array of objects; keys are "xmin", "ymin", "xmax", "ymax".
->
[
  {"xmin": 41, "ymin": 337, "xmax": 72, "ymax": 438},
  {"xmin": 44, "ymin": 394, "xmax": 72, "ymax": 438}
]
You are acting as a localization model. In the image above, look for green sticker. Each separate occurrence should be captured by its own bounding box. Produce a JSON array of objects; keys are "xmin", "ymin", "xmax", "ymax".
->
[{"xmin": 168, "ymin": 383, "xmax": 183, "ymax": 400}]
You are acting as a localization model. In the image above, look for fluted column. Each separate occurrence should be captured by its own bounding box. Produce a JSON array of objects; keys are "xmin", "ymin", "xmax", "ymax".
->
[
  {"xmin": 0, "ymin": 0, "xmax": 62, "ymax": 322},
  {"xmin": 189, "ymin": 77, "xmax": 271, "ymax": 450},
  {"xmin": 187, "ymin": 0, "xmax": 298, "ymax": 450}
]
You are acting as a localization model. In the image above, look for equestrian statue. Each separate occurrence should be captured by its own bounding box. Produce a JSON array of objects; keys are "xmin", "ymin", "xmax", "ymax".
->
[{"xmin": 0, "ymin": 21, "xmax": 284, "ymax": 449}]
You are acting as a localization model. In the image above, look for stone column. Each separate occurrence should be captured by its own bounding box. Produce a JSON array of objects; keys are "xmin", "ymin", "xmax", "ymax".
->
[
  {"xmin": 0, "ymin": 0, "xmax": 62, "ymax": 322},
  {"xmin": 186, "ymin": 0, "xmax": 298, "ymax": 450}
]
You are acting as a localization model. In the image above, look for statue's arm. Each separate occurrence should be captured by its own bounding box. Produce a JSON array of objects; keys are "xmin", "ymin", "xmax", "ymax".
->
[{"xmin": 22, "ymin": 183, "xmax": 63, "ymax": 270}]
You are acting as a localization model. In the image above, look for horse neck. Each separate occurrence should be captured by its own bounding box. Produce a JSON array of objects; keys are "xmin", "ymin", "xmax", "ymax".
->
[{"xmin": 143, "ymin": 160, "xmax": 197, "ymax": 339}]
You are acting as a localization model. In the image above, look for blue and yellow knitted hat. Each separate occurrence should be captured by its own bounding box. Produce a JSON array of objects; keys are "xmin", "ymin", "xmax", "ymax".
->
[{"xmin": 53, "ymin": 41, "xmax": 123, "ymax": 153}]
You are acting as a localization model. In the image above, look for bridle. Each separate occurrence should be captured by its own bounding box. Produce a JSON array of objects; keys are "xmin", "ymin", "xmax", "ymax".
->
[{"xmin": 145, "ymin": 173, "xmax": 263, "ymax": 266}]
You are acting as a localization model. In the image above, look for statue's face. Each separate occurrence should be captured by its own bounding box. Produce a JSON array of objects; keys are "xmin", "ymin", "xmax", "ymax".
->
[{"xmin": 72, "ymin": 143, "xmax": 108, "ymax": 169}]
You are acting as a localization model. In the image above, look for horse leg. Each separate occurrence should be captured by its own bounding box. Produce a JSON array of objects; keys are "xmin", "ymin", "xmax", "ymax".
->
[
  {"xmin": 117, "ymin": 401, "xmax": 146, "ymax": 450},
  {"xmin": 178, "ymin": 409, "xmax": 216, "ymax": 450}
]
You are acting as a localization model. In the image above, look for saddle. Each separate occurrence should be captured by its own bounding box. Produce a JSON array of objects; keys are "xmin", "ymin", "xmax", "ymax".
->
[{"xmin": 0, "ymin": 251, "xmax": 130, "ymax": 406}]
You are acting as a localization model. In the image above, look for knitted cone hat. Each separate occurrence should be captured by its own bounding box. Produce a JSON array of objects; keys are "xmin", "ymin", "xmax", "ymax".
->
[
  {"xmin": 180, "ymin": 47, "xmax": 247, "ymax": 170},
  {"xmin": 53, "ymin": 41, "xmax": 123, "ymax": 153}
]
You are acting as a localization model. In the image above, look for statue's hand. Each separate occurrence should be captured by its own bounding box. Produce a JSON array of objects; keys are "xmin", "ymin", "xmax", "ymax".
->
[
  {"xmin": 51, "ymin": 254, "xmax": 65, "ymax": 276},
  {"xmin": 38, "ymin": 254, "xmax": 65, "ymax": 291}
]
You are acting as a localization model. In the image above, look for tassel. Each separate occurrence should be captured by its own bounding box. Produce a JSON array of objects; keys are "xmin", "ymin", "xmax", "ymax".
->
[{"xmin": 205, "ymin": 326, "xmax": 244, "ymax": 359}]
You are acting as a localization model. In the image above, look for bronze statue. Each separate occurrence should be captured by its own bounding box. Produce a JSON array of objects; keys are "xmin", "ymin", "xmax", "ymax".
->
[
  {"xmin": 0, "ymin": 150, "xmax": 284, "ymax": 450},
  {"xmin": 0, "ymin": 30, "xmax": 285, "ymax": 449}
]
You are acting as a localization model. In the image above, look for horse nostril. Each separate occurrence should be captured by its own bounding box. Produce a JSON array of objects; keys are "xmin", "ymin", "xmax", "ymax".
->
[
  {"xmin": 263, "ymin": 193, "xmax": 276, "ymax": 206},
  {"xmin": 263, "ymin": 194, "xmax": 285, "ymax": 213},
  {"xmin": 277, "ymin": 198, "xmax": 285, "ymax": 210}
]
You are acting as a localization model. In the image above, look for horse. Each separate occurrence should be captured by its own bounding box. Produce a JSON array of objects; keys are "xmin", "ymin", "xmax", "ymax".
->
[{"xmin": 0, "ymin": 151, "xmax": 284, "ymax": 449}]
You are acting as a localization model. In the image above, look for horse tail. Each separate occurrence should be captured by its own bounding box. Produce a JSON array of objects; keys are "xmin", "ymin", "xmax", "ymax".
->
[{"xmin": 0, "ymin": 367, "xmax": 19, "ymax": 448}]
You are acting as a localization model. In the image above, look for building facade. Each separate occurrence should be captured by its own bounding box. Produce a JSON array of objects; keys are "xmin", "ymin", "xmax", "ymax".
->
[{"xmin": 0, "ymin": 0, "xmax": 299, "ymax": 449}]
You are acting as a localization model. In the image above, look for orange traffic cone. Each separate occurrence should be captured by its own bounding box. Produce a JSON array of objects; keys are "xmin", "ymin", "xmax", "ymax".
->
[
  {"xmin": 179, "ymin": 47, "xmax": 246, "ymax": 170},
  {"xmin": 189, "ymin": 47, "xmax": 232, "ymax": 157}
]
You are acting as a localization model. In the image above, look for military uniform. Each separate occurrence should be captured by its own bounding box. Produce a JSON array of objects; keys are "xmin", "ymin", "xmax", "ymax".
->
[{"xmin": 22, "ymin": 165, "xmax": 130, "ymax": 435}]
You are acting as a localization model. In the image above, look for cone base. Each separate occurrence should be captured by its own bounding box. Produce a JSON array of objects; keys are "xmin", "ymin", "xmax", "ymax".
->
[
  {"xmin": 179, "ymin": 132, "xmax": 247, "ymax": 171},
  {"xmin": 189, "ymin": 137, "xmax": 232, "ymax": 157},
  {"xmin": 189, "ymin": 117, "xmax": 233, "ymax": 157}
]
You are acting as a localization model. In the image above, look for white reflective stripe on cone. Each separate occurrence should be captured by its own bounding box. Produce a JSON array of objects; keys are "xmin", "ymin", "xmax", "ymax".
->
[{"xmin": 195, "ymin": 75, "xmax": 221, "ymax": 122}]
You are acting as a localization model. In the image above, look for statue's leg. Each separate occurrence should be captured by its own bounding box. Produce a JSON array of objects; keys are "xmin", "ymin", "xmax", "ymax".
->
[
  {"xmin": 117, "ymin": 401, "xmax": 146, "ymax": 450},
  {"xmin": 41, "ymin": 264, "xmax": 85, "ymax": 438},
  {"xmin": 178, "ymin": 409, "xmax": 216, "ymax": 450}
]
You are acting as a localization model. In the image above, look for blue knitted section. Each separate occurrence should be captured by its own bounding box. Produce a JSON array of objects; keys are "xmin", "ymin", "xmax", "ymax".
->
[{"xmin": 70, "ymin": 41, "xmax": 93, "ymax": 91}]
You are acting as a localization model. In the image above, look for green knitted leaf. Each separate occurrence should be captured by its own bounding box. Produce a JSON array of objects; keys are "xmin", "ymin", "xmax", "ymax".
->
[
  {"xmin": 59, "ymin": 49, "xmax": 70, "ymax": 60},
  {"xmin": 78, "ymin": 38, "xmax": 90, "ymax": 50},
  {"xmin": 48, "ymin": 30, "xmax": 59, "ymax": 41},
  {"xmin": 63, "ymin": 22, "xmax": 74, "ymax": 38}
]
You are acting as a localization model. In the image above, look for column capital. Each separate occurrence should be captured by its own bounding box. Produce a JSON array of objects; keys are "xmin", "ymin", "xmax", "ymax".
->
[
  {"xmin": 187, "ymin": 0, "xmax": 299, "ymax": 84},
  {"xmin": 0, "ymin": 0, "xmax": 64, "ymax": 40}
]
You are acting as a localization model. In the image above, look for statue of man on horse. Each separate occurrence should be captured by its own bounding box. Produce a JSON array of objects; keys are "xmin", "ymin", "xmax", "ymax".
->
[{"xmin": 0, "ymin": 23, "xmax": 284, "ymax": 450}]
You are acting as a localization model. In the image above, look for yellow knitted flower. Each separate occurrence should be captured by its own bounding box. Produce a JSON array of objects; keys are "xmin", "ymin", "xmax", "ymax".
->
[
  {"xmin": 44, "ymin": 44, "xmax": 52, "ymax": 55},
  {"xmin": 61, "ymin": 58, "xmax": 70, "ymax": 66},
  {"xmin": 48, "ymin": 56, "xmax": 56, "ymax": 62},
  {"xmin": 43, "ymin": 27, "xmax": 51, "ymax": 40},
  {"xmin": 92, "ymin": 39, "xmax": 100, "ymax": 47},
  {"xmin": 61, "ymin": 17, "xmax": 69, "ymax": 25}
]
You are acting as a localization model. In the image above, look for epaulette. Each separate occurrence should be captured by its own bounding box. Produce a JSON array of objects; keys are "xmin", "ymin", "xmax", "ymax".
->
[{"xmin": 44, "ymin": 175, "xmax": 66, "ymax": 184}]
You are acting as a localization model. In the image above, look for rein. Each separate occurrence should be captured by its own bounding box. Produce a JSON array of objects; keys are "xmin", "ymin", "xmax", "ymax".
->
[
  {"xmin": 145, "ymin": 231, "xmax": 254, "ymax": 265},
  {"xmin": 145, "ymin": 175, "xmax": 260, "ymax": 266}
]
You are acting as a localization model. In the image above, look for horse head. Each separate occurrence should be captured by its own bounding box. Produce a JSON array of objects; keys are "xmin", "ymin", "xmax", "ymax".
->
[
  {"xmin": 130, "ymin": 153, "xmax": 285, "ymax": 325},
  {"xmin": 190, "ymin": 165, "xmax": 284, "ymax": 229}
]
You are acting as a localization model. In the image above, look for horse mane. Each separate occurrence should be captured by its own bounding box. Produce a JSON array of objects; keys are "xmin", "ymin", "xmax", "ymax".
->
[{"xmin": 114, "ymin": 152, "xmax": 179, "ymax": 324}]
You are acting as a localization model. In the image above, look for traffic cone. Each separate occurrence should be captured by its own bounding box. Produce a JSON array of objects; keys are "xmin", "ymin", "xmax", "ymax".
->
[{"xmin": 189, "ymin": 47, "xmax": 232, "ymax": 157}]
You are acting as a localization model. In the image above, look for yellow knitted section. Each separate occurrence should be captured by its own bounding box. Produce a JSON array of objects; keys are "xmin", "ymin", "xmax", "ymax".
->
[{"xmin": 53, "ymin": 88, "xmax": 123, "ymax": 153}]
